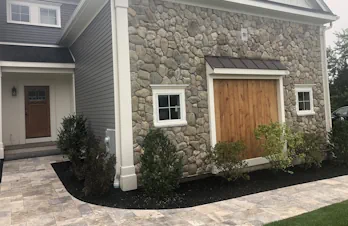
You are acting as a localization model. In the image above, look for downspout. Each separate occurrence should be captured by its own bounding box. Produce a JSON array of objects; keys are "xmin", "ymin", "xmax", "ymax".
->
[{"xmin": 320, "ymin": 22, "xmax": 333, "ymax": 134}]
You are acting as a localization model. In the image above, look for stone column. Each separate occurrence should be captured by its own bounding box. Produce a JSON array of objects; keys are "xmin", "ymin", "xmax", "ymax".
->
[
  {"xmin": 112, "ymin": 0, "xmax": 137, "ymax": 191},
  {"xmin": 0, "ymin": 67, "xmax": 4, "ymax": 159}
]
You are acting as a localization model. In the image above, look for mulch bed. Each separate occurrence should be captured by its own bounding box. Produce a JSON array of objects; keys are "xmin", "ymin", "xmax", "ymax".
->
[
  {"xmin": 0, "ymin": 159, "xmax": 3, "ymax": 183},
  {"xmin": 52, "ymin": 161, "xmax": 348, "ymax": 209}
]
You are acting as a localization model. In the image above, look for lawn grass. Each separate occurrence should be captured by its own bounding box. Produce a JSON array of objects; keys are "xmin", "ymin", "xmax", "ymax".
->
[{"xmin": 266, "ymin": 200, "xmax": 348, "ymax": 226}]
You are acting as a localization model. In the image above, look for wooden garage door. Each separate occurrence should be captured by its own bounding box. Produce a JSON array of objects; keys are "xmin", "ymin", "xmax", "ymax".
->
[{"xmin": 214, "ymin": 79, "xmax": 279, "ymax": 159}]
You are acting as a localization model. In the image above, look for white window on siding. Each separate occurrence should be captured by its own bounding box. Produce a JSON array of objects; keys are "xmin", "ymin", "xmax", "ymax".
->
[
  {"xmin": 151, "ymin": 85, "xmax": 188, "ymax": 128},
  {"xmin": 40, "ymin": 8, "xmax": 57, "ymax": 25},
  {"xmin": 11, "ymin": 4, "xmax": 30, "ymax": 22},
  {"xmin": 7, "ymin": 0, "xmax": 61, "ymax": 28},
  {"xmin": 295, "ymin": 85, "xmax": 315, "ymax": 116}
]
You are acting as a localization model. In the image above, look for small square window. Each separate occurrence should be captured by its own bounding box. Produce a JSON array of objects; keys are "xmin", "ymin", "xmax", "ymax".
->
[
  {"xmin": 157, "ymin": 95, "xmax": 181, "ymax": 121},
  {"xmin": 11, "ymin": 4, "xmax": 30, "ymax": 22},
  {"xmin": 151, "ymin": 85, "xmax": 188, "ymax": 128},
  {"xmin": 295, "ymin": 85, "xmax": 315, "ymax": 116}
]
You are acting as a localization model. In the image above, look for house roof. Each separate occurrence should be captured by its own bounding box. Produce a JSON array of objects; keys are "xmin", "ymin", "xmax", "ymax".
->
[
  {"xmin": 205, "ymin": 56, "xmax": 287, "ymax": 71},
  {"xmin": 255, "ymin": 0, "xmax": 335, "ymax": 15},
  {"xmin": 59, "ymin": 0, "xmax": 338, "ymax": 47},
  {"xmin": 0, "ymin": 45, "xmax": 74, "ymax": 64}
]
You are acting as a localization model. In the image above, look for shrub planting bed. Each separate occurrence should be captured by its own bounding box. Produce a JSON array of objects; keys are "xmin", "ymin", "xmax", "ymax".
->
[{"xmin": 52, "ymin": 160, "xmax": 348, "ymax": 209}]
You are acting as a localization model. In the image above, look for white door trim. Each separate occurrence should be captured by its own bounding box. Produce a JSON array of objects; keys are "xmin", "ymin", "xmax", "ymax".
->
[{"xmin": 206, "ymin": 63, "xmax": 287, "ymax": 167}]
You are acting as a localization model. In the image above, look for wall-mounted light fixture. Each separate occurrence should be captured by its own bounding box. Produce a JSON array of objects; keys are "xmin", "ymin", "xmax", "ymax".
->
[{"xmin": 12, "ymin": 86, "xmax": 17, "ymax": 97}]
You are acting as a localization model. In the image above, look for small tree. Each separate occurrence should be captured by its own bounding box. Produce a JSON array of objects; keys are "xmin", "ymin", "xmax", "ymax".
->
[
  {"xmin": 208, "ymin": 141, "xmax": 249, "ymax": 181},
  {"xmin": 329, "ymin": 120, "xmax": 348, "ymax": 165},
  {"xmin": 140, "ymin": 129, "xmax": 183, "ymax": 198},
  {"xmin": 57, "ymin": 114, "xmax": 115, "ymax": 196},
  {"xmin": 57, "ymin": 114, "xmax": 90, "ymax": 180}
]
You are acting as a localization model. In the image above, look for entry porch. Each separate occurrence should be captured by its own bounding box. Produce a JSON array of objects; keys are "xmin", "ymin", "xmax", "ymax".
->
[{"xmin": 0, "ymin": 44, "xmax": 75, "ymax": 159}]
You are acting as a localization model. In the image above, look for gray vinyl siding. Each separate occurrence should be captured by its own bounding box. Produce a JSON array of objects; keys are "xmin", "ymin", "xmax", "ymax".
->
[
  {"xmin": 70, "ymin": 2, "xmax": 115, "ymax": 139},
  {"xmin": 0, "ymin": 0, "xmax": 77, "ymax": 44}
]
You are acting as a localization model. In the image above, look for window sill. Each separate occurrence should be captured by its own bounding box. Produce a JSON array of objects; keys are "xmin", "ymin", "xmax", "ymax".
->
[
  {"xmin": 154, "ymin": 120, "xmax": 188, "ymax": 128},
  {"xmin": 7, "ymin": 20, "xmax": 61, "ymax": 28},
  {"xmin": 297, "ymin": 111, "xmax": 315, "ymax": 116}
]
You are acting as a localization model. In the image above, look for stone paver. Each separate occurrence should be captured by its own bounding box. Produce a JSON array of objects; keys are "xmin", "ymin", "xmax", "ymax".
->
[{"xmin": 1, "ymin": 155, "xmax": 348, "ymax": 226}]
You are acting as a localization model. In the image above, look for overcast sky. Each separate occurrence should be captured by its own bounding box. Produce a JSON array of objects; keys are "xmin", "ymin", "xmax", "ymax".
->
[{"xmin": 325, "ymin": 0, "xmax": 348, "ymax": 47}]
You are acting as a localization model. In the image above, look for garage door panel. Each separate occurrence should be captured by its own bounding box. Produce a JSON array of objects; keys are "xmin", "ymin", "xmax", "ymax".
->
[{"xmin": 214, "ymin": 79, "xmax": 279, "ymax": 159}]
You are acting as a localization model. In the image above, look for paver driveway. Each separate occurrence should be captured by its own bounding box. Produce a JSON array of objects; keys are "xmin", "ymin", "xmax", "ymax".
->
[{"xmin": 1, "ymin": 155, "xmax": 348, "ymax": 226}]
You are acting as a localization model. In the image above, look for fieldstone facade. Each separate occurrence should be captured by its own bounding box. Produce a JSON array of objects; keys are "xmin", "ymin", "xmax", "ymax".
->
[{"xmin": 128, "ymin": 0, "xmax": 327, "ymax": 176}]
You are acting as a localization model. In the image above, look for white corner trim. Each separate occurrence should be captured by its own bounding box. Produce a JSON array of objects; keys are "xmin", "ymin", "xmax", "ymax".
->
[
  {"xmin": 111, "ymin": 0, "xmax": 137, "ymax": 192},
  {"xmin": 59, "ymin": 0, "xmax": 109, "ymax": 47},
  {"xmin": 320, "ymin": 26, "xmax": 332, "ymax": 132},
  {"xmin": 0, "ymin": 61, "xmax": 75, "ymax": 68},
  {"xmin": 111, "ymin": 0, "xmax": 121, "ymax": 189},
  {"xmin": 114, "ymin": 0, "xmax": 128, "ymax": 8},
  {"xmin": 212, "ymin": 68, "xmax": 290, "ymax": 76},
  {"xmin": 206, "ymin": 63, "xmax": 286, "ymax": 149},
  {"xmin": 0, "ymin": 42, "xmax": 62, "ymax": 48}
]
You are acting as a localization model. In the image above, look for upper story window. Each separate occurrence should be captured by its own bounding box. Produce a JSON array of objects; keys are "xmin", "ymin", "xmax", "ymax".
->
[
  {"xmin": 7, "ymin": 0, "xmax": 61, "ymax": 28},
  {"xmin": 11, "ymin": 4, "xmax": 30, "ymax": 22},
  {"xmin": 40, "ymin": 8, "xmax": 57, "ymax": 25}
]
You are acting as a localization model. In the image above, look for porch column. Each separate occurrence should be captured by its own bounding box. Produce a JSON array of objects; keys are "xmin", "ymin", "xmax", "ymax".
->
[
  {"xmin": 112, "ymin": 0, "xmax": 137, "ymax": 191},
  {"xmin": 0, "ymin": 67, "xmax": 4, "ymax": 159}
]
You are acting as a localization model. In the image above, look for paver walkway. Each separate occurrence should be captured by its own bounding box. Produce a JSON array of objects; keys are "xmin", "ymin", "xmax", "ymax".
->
[{"xmin": 1, "ymin": 155, "xmax": 348, "ymax": 226}]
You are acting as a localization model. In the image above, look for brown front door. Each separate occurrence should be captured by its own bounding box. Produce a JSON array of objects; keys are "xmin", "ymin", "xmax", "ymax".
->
[
  {"xmin": 25, "ymin": 86, "xmax": 51, "ymax": 139},
  {"xmin": 214, "ymin": 79, "xmax": 279, "ymax": 159}
]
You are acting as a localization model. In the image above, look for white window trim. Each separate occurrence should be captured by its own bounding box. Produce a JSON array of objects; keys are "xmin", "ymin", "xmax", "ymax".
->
[
  {"xmin": 7, "ymin": 0, "xmax": 61, "ymax": 28},
  {"xmin": 295, "ymin": 84, "xmax": 315, "ymax": 116},
  {"xmin": 151, "ymin": 84, "xmax": 188, "ymax": 128}
]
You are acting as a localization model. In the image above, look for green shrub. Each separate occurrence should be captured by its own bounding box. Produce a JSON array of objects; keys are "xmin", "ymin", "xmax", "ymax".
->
[
  {"xmin": 83, "ymin": 145, "xmax": 116, "ymax": 196},
  {"xmin": 57, "ymin": 114, "xmax": 115, "ymax": 196},
  {"xmin": 208, "ymin": 141, "xmax": 249, "ymax": 181},
  {"xmin": 254, "ymin": 122, "xmax": 303, "ymax": 173},
  {"xmin": 57, "ymin": 114, "xmax": 90, "ymax": 180},
  {"xmin": 140, "ymin": 129, "xmax": 183, "ymax": 198},
  {"xmin": 329, "ymin": 120, "xmax": 348, "ymax": 164},
  {"xmin": 295, "ymin": 133, "xmax": 326, "ymax": 168}
]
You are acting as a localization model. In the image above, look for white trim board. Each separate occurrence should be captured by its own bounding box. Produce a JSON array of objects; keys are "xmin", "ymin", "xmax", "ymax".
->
[
  {"xmin": 206, "ymin": 63, "xmax": 286, "ymax": 168},
  {"xmin": 0, "ymin": 61, "xmax": 75, "ymax": 69},
  {"xmin": 0, "ymin": 42, "xmax": 62, "ymax": 48}
]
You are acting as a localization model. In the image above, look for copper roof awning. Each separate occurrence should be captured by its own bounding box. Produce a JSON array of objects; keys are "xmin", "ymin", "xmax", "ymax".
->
[{"xmin": 205, "ymin": 56, "xmax": 287, "ymax": 71}]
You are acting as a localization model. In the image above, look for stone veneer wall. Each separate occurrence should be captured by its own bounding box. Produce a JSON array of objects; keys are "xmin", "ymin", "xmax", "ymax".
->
[{"xmin": 128, "ymin": 0, "xmax": 327, "ymax": 177}]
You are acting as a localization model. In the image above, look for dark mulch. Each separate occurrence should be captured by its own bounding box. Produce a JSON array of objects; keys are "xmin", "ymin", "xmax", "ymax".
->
[
  {"xmin": 52, "ymin": 161, "xmax": 348, "ymax": 209},
  {"xmin": 0, "ymin": 159, "xmax": 3, "ymax": 183}
]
